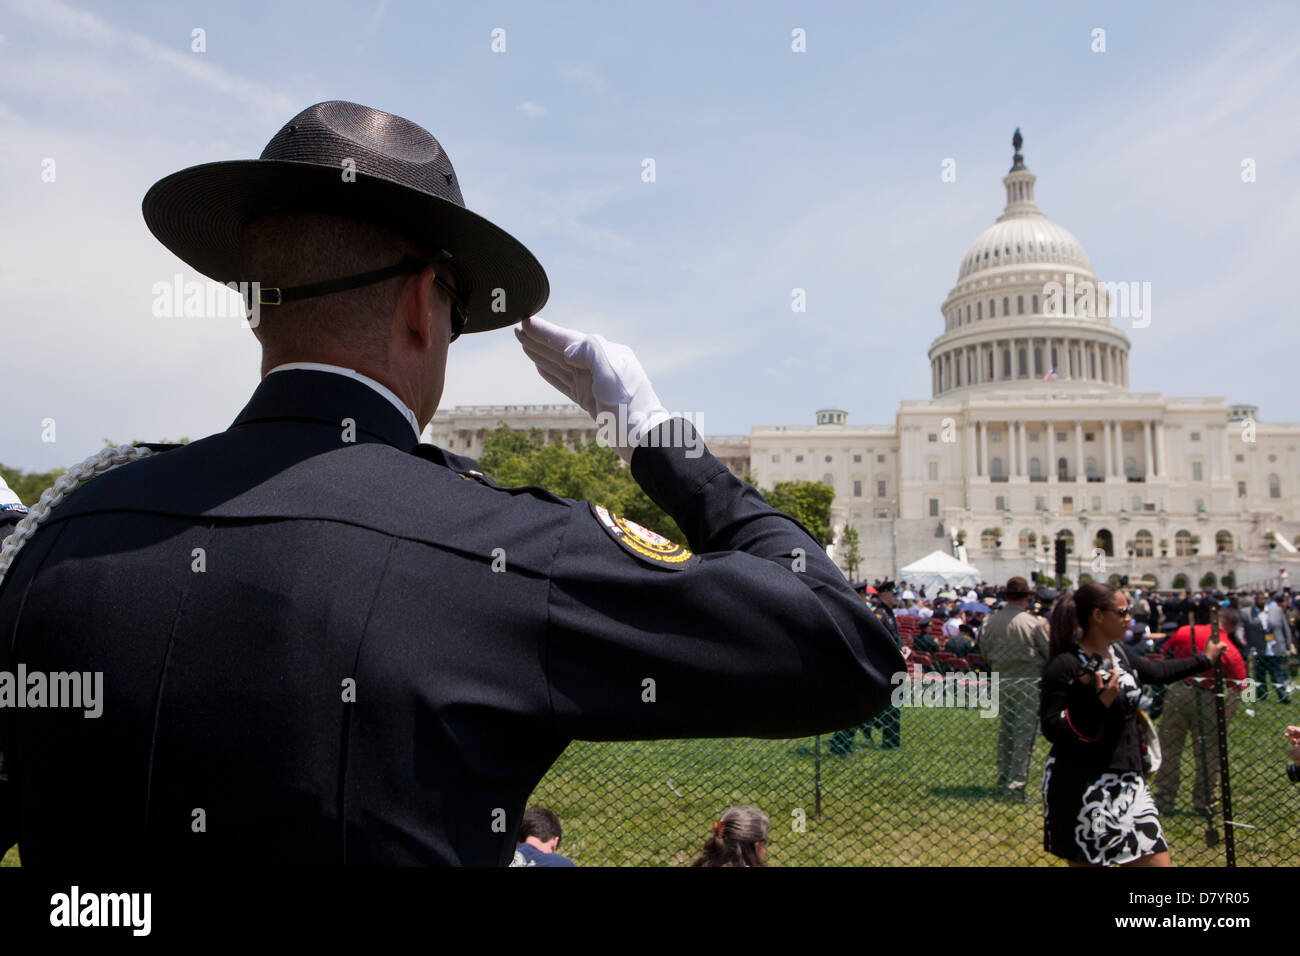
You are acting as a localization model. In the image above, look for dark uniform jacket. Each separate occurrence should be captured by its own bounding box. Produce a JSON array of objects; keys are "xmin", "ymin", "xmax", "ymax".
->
[{"xmin": 0, "ymin": 370, "xmax": 902, "ymax": 865}]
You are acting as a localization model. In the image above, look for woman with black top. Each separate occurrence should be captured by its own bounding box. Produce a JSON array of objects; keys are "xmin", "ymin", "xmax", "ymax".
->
[{"xmin": 1040, "ymin": 582, "xmax": 1223, "ymax": 866}]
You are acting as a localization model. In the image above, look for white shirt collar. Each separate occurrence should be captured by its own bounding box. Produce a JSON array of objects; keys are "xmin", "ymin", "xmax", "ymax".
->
[{"xmin": 266, "ymin": 363, "xmax": 421, "ymax": 441}]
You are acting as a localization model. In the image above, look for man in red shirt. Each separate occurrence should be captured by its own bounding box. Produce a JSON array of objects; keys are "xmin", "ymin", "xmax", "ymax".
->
[{"xmin": 1154, "ymin": 606, "xmax": 1248, "ymax": 816}]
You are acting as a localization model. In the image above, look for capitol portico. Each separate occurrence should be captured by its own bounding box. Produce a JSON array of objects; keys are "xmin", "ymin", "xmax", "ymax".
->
[{"xmin": 431, "ymin": 132, "xmax": 1300, "ymax": 590}]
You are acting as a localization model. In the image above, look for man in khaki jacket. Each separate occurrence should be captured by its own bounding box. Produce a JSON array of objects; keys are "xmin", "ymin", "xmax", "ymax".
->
[{"xmin": 980, "ymin": 576, "xmax": 1050, "ymax": 799}]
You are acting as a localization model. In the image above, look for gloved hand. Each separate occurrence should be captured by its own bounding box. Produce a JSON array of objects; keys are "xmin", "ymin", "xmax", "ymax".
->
[{"xmin": 516, "ymin": 316, "xmax": 671, "ymax": 465}]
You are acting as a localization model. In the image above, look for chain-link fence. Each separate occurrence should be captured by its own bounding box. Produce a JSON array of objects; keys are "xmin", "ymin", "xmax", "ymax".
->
[{"xmin": 528, "ymin": 676, "xmax": 1300, "ymax": 866}]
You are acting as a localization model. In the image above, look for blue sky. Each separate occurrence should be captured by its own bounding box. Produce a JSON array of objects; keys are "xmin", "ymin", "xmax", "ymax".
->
[{"xmin": 1, "ymin": 0, "xmax": 1297, "ymax": 472}]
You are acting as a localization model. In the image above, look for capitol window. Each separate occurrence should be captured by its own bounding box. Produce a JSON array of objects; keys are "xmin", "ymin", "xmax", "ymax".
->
[
  {"xmin": 1003, "ymin": 349, "xmax": 1012, "ymax": 377},
  {"xmin": 929, "ymin": 499, "xmax": 939, "ymax": 517},
  {"xmin": 1133, "ymin": 530, "xmax": 1154, "ymax": 557},
  {"xmin": 1003, "ymin": 296, "xmax": 1010, "ymax": 315},
  {"xmin": 1235, "ymin": 454, "xmax": 1244, "ymax": 462},
  {"xmin": 854, "ymin": 454, "xmax": 862, "ymax": 463},
  {"xmin": 1237, "ymin": 481, "xmax": 1246, "ymax": 497},
  {"xmin": 995, "ymin": 495, "xmax": 1006, "ymax": 510},
  {"xmin": 772, "ymin": 454, "xmax": 780, "ymax": 463},
  {"xmin": 1017, "ymin": 295, "xmax": 1024, "ymax": 313},
  {"xmin": 977, "ymin": 301, "xmax": 983, "ymax": 320},
  {"xmin": 991, "ymin": 431, "xmax": 1002, "ymax": 442},
  {"xmin": 989, "ymin": 299, "xmax": 996, "ymax": 317},
  {"xmin": 1018, "ymin": 348, "xmax": 1028, "ymax": 377},
  {"xmin": 928, "ymin": 462, "xmax": 939, "ymax": 480},
  {"xmin": 825, "ymin": 455, "xmax": 832, "ymax": 463},
  {"xmin": 928, "ymin": 433, "xmax": 937, "ymax": 442},
  {"xmin": 1192, "ymin": 461, "xmax": 1203, "ymax": 481},
  {"xmin": 1032, "ymin": 294, "xmax": 1039, "ymax": 312},
  {"xmin": 1270, "ymin": 475, "xmax": 1282, "ymax": 498},
  {"xmin": 854, "ymin": 480, "xmax": 862, "ymax": 497},
  {"xmin": 1057, "ymin": 432, "xmax": 1067, "ymax": 442},
  {"xmin": 878, "ymin": 480, "xmax": 887, "ymax": 497},
  {"xmin": 822, "ymin": 474, "xmax": 834, "ymax": 487},
  {"xmin": 795, "ymin": 455, "xmax": 804, "ymax": 463},
  {"xmin": 877, "ymin": 454, "xmax": 885, "ymax": 463},
  {"xmin": 1029, "ymin": 432, "xmax": 1039, "ymax": 441},
  {"xmin": 1123, "ymin": 431, "xmax": 1134, "ymax": 442},
  {"xmin": 1190, "ymin": 432, "xmax": 1200, "ymax": 441}
]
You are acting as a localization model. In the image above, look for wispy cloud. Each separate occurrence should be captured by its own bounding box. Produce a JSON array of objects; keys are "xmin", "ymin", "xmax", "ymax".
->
[
  {"xmin": 1, "ymin": 0, "xmax": 301, "ymax": 119},
  {"xmin": 516, "ymin": 100, "xmax": 548, "ymax": 117}
]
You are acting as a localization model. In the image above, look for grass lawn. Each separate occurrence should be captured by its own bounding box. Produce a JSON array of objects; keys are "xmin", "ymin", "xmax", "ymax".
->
[{"xmin": 3, "ymin": 684, "xmax": 1294, "ymax": 867}]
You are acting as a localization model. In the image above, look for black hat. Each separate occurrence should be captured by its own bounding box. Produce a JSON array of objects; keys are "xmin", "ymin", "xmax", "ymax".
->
[
  {"xmin": 877, "ymin": 580, "xmax": 897, "ymax": 593},
  {"xmin": 142, "ymin": 100, "xmax": 548, "ymax": 333},
  {"xmin": 1036, "ymin": 587, "xmax": 1059, "ymax": 604}
]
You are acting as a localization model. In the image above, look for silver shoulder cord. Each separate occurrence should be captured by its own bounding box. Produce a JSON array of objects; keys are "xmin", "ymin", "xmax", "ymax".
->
[{"xmin": 0, "ymin": 445, "xmax": 155, "ymax": 588}]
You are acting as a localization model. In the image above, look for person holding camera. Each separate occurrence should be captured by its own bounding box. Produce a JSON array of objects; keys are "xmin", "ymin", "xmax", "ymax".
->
[{"xmin": 1040, "ymin": 583, "xmax": 1223, "ymax": 866}]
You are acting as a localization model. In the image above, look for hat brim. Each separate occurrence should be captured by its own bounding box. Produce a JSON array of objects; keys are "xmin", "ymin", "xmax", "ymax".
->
[{"xmin": 142, "ymin": 160, "xmax": 549, "ymax": 333}]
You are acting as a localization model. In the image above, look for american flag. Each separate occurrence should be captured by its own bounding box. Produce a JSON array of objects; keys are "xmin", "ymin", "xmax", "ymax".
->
[{"xmin": 1042, "ymin": 368, "xmax": 1058, "ymax": 382}]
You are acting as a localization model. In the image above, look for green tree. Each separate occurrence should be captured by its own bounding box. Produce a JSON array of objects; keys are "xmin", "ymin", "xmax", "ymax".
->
[
  {"xmin": 477, "ymin": 424, "xmax": 684, "ymax": 542},
  {"xmin": 840, "ymin": 525, "xmax": 862, "ymax": 580},
  {"xmin": 760, "ymin": 480, "xmax": 835, "ymax": 547}
]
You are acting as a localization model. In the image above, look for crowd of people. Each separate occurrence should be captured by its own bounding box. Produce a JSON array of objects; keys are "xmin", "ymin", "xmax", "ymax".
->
[{"xmin": 821, "ymin": 573, "xmax": 1299, "ymax": 867}]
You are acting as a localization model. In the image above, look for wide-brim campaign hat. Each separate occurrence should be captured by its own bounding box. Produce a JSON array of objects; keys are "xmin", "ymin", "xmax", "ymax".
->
[{"xmin": 142, "ymin": 100, "xmax": 548, "ymax": 333}]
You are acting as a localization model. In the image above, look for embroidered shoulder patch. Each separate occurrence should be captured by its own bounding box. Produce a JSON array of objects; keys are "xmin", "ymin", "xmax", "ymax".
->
[{"xmin": 589, "ymin": 502, "xmax": 697, "ymax": 569}]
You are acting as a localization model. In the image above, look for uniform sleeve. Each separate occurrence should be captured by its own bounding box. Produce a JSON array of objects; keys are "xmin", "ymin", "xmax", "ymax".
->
[
  {"xmin": 543, "ymin": 418, "xmax": 905, "ymax": 741},
  {"xmin": 1040, "ymin": 655, "xmax": 1107, "ymax": 744},
  {"xmin": 1128, "ymin": 646, "xmax": 1211, "ymax": 685}
]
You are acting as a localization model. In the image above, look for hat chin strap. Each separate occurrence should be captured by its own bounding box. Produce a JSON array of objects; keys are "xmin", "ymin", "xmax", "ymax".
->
[{"xmin": 255, "ymin": 256, "xmax": 428, "ymax": 306}]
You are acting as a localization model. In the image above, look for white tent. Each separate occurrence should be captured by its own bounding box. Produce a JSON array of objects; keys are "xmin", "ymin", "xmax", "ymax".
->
[{"xmin": 899, "ymin": 550, "xmax": 983, "ymax": 599}]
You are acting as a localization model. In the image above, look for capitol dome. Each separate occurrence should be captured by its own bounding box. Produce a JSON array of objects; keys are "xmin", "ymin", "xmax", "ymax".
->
[
  {"xmin": 928, "ymin": 129, "xmax": 1130, "ymax": 399},
  {"xmin": 957, "ymin": 216, "xmax": 1092, "ymax": 281}
]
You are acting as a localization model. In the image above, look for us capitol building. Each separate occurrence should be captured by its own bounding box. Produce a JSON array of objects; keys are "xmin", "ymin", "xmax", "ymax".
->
[{"xmin": 431, "ymin": 132, "xmax": 1300, "ymax": 590}]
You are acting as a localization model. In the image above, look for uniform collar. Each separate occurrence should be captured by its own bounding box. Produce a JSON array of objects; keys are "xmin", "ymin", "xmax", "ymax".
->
[
  {"xmin": 231, "ymin": 368, "xmax": 421, "ymax": 451},
  {"xmin": 267, "ymin": 363, "xmax": 421, "ymax": 440}
]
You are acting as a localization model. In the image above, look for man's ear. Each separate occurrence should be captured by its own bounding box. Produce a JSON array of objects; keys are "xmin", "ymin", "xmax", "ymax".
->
[{"xmin": 402, "ymin": 265, "xmax": 442, "ymax": 349}]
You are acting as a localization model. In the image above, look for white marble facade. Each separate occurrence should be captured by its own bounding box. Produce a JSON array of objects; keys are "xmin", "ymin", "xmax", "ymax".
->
[{"xmin": 430, "ymin": 137, "xmax": 1299, "ymax": 588}]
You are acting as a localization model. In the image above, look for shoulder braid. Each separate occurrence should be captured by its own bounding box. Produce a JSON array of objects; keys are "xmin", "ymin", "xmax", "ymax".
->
[{"xmin": 0, "ymin": 444, "xmax": 155, "ymax": 586}]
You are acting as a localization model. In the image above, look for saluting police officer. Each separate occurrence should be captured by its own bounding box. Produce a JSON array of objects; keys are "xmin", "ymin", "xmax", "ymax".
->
[{"xmin": 0, "ymin": 101, "xmax": 903, "ymax": 866}]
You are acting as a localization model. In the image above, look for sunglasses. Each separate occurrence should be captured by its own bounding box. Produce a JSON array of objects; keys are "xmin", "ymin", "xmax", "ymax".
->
[{"xmin": 256, "ymin": 255, "xmax": 468, "ymax": 342}]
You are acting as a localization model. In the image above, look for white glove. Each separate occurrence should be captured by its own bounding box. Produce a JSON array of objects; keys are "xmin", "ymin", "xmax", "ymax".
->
[{"xmin": 516, "ymin": 316, "xmax": 671, "ymax": 465}]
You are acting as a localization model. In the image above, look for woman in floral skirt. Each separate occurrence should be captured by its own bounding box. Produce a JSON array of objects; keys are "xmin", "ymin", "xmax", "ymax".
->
[{"xmin": 1040, "ymin": 582, "xmax": 1223, "ymax": 866}]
